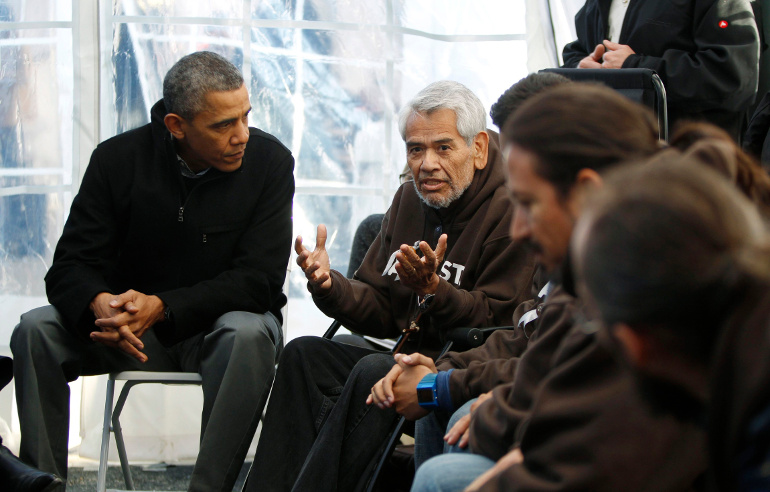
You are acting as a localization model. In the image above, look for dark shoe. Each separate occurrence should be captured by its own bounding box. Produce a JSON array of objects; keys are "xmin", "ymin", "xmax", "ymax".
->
[{"xmin": 0, "ymin": 444, "xmax": 63, "ymax": 491}]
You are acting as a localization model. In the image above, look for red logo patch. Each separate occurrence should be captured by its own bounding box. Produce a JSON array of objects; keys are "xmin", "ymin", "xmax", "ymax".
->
[{"xmin": 719, "ymin": 20, "xmax": 728, "ymax": 28}]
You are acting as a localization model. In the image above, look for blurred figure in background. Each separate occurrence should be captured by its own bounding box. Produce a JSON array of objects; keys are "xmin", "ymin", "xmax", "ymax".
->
[
  {"xmin": 573, "ymin": 157, "xmax": 770, "ymax": 491},
  {"xmin": 669, "ymin": 120, "xmax": 770, "ymax": 217},
  {"xmin": 563, "ymin": 0, "xmax": 760, "ymax": 141}
]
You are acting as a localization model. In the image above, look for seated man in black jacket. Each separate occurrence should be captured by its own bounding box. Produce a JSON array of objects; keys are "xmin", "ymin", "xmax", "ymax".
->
[
  {"xmin": 10, "ymin": 51, "xmax": 294, "ymax": 492},
  {"xmin": 563, "ymin": 0, "xmax": 760, "ymax": 141}
]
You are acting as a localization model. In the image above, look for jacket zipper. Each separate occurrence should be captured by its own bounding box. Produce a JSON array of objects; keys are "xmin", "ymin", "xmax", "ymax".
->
[{"xmin": 176, "ymin": 171, "xmax": 228, "ymax": 236}]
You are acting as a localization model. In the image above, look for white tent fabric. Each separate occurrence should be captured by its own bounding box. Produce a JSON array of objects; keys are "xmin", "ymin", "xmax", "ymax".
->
[
  {"xmin": 525, "ymin": 0, "xmax": 584, "ymax": 71},
  {"xmin": 78, "ymin": 375, "xmax": 207, "ymax": 464}
]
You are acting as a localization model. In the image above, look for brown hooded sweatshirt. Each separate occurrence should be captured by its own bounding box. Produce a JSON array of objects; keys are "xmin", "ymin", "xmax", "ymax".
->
[
  {"xmin": 468, "ymin": 282, "xmax": 708, "ymax": 491},
  {"xmin": 311, "ymin": 132, "xmax": 537, "ymax": 358}
]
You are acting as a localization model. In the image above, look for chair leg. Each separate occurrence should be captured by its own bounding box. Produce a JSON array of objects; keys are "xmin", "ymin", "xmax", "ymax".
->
[
  {"xmin": 97, "ymin": 378, "xmax": 116, "ymax": 492},
  {"xmin": 365, "ymin": 416, "xmax": 407, "ymax": 492},
  {"xmin": 113, "ymin": 381, "xmax": 136, "ymax": 490}
]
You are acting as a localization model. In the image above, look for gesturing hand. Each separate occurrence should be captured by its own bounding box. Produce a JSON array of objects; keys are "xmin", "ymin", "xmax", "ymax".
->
[
  {"xmin": 295, "ymin": 224, "xmax": 333, "ymax": 295},
  {"xmin": 394, "ymin": 234, "xmax": 447, "ymax": 297}
]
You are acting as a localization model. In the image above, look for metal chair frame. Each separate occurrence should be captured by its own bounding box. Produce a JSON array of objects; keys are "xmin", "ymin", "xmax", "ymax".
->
[{"xmin": 96, "ymin": 371, "xmax": 203, "ymax": 492}]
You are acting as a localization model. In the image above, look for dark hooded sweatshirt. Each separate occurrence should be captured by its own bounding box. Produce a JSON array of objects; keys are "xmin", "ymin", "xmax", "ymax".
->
[
  {"xmin": 707, "ymin": 281, "xmax": 770, "ymax": 491},
  {"xmin": 311, "ymin": 132, "xmax": 537, "ymax": 359},
  {"xmin": 468, "ymin": 263, "xmax": 708, "ymax": 491},
  {"xmin": 435, "ymin": 267, "xmax": 552, "ymax": 409}
]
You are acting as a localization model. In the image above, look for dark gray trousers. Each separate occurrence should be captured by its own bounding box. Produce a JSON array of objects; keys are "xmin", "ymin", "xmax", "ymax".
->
[{"xmin": 10, "ymin": 305, "xmax": 282, "ymax": 492}]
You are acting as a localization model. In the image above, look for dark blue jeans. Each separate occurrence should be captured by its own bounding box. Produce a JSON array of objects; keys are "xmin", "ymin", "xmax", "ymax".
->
[
  {"xmin": 246, "ymin": 336, "xmax": 400, "ymax": 492},
  {"xmin": 414, "ymin": 399, "xmax": 475, "ymax": 469}
]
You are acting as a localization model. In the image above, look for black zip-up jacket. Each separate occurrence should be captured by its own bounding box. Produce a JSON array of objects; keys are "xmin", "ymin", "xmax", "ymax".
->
[
  {"xmin": 562, "ymin": 0, "xmax": 759, "ymax": 140},
  {"xmin": 45, "ymin": 99, "xmax": 295, "ymax": 345}
]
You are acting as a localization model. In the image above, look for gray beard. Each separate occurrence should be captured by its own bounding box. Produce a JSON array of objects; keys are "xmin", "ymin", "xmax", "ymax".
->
[{"xmin": 413, "ymin": 179, "xmax": 471, "ymax": 209}]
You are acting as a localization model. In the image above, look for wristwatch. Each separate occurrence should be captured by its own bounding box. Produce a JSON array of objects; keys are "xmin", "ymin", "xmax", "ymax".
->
[
  {"xmin": 416, "ymin": 373, "xmax": 439, "ymax": 408},
  {"xmin": 163, "ymin": 305, "xmax": 173, "ymax": 323},
  {"xmin": 419, "ymin": 294, "xmax": 435, "ymax": 312}
]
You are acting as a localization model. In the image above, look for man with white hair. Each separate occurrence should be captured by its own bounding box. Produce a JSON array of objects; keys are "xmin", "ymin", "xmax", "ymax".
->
[{"xmin": 245, "ymin": 80, "xmax": 536, "ymax": 492}]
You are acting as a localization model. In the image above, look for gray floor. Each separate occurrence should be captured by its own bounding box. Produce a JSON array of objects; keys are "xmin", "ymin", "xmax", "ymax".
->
[{"xmin": 65, "ymin": 462, "xmax": 250, "ymax": 492}]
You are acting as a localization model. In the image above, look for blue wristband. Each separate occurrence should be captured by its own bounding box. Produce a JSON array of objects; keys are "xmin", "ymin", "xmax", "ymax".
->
[{"xmin": 416, "ymin": 373, "xmax": 439, "ymax": 408}]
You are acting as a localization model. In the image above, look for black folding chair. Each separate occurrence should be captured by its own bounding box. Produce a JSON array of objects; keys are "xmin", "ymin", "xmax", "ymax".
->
[{"xmin": 540, "ymin": 67, "xmax": 668, "ymax": 141}]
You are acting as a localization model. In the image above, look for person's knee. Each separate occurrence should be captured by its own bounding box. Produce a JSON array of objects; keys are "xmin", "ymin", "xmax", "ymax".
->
[
  {"xmin": 211, "ymin": 312, "xmax": 282, "ymax": 353},
  {"xmin": 278, "ymin": 335, "xmax": 322, "ymax": 363},
  {"xmin": 413, "ymin": 454, "xmax": 493, "ymax": 492},
  {"xmin": 11, "ymin": 306, "xmax": 62, "ymax": 355},
  {"xmin": 349, "ymin": 353, "xmax": 395, "ymax": 388},
  {"xmin": 412, "ymin": 455, "xmax": 450, "ymax": 492}
]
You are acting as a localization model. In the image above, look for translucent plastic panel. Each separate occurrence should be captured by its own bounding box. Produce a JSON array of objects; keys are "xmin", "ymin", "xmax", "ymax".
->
[
  {"xmin": 0, "ymin": 0, "xmax": 72, "ymax": 23},
  {"xmin": 295, "ymin": 28, "xmax": 392, "ymax": 183},
  {"xmin": 396, "ymin": 36, "xmax": 529, "ymax": 124},
  {"xmin": 251, "ymin": 0, "xmax": 388, "ymax": 24},
  {"xmin": 0, "ymin": 28, "xmax": 73, "ymax": 171},
  {"xmin": 0, "ymin": 27, "xmax": 73, "ymax": 266},
  {"xmin": 349, "ymin": 117, "xmax": 402, "ymax": 190},
  {"xmin": 249, "ymin": 28, "xmax": 296, "ymax": 146},
  {"xmin": 300, "ymin": 0, "xmax": 388, "ymax": 24},
  {"xmin": 293, "ymin": 56, "xmax": 390, "ymax": 182},
  {"xmin": 0, "ymin": 191, "xmax": 68, "ymax": 294},
  {"xmin": 111, "ymin": 22, "xmax": 250, "ymax": 133},
  {"xmin": 400, "ymin": 0, "xmax": 526, "ymax": 36},
  {"xmin": 110, "ymin": 23, "xmax": 298, "ymax": 137},
  {"xmin": 301, "ymin": 28, "xmax": 391, "ymax": 62},
  {"xmin": 0, "ymin": 171, "xmax": 66, "ymax": 189},
  {"xmin": 251, "ymin": 0, "xmax": 295, "ymax": 21},
  {"xmin": 113, "ymin": 0, "xmax": 243, "ymax": 18},
  {"xmin": 0, "ymin": 189, "xmax": 69, "ymax": 344}
]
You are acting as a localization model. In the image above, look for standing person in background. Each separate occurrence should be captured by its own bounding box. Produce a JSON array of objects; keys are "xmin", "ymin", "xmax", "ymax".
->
[{"xmin": 563, "ymin": 0, "xmax": 760, "ymax": 141}]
